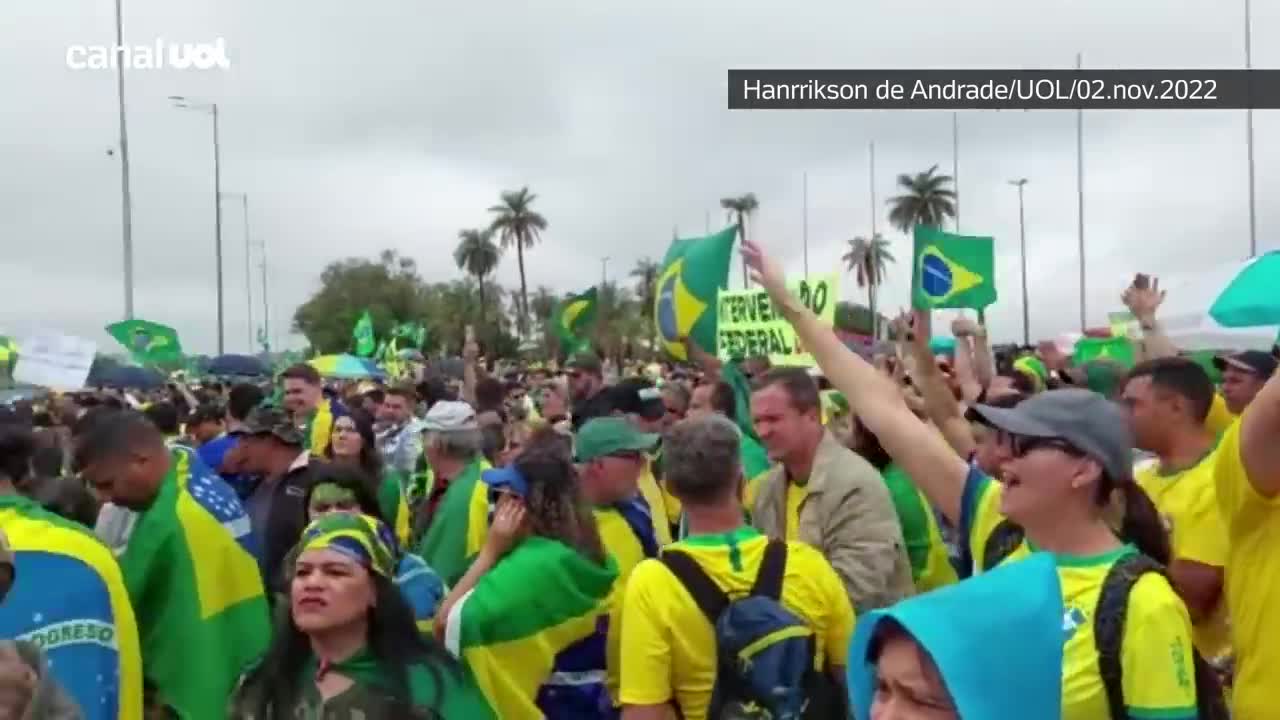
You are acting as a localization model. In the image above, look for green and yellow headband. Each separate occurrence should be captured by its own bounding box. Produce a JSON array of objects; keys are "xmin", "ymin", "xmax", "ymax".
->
[{"xmin": 297, "ymin": 512, "xmax": 396, "ymax": 578}]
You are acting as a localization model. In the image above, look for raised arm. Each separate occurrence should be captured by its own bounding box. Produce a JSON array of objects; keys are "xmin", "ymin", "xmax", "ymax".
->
[
  {"xmin": 741, "ymin": 240, "xmax": 972, "ymax": 525},
  {"xmin": 1239, "ymin": 365, "xmax": 1280, "ymax": 497},
  {"xmin": 908, "ymin": 311, "xmax": 977, "ymax": 460}
]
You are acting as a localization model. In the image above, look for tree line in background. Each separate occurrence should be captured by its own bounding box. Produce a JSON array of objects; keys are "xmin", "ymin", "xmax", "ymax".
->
[{"xmin": 291, "ymin": 168, "xmax": 958, "ymax": 361}]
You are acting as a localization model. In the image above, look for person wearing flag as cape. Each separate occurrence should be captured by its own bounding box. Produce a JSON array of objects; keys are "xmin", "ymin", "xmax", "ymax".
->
[
  {"xmin": 74, "ymin": 410, "xmax": 270, "ymax": 719},
  {"xmin": 0, "ymin": 423, "xmax": 143, "ymax": 720},
  {"xmin": 279, "ymin": 363, "xmax": 349, "ymax": 457}
]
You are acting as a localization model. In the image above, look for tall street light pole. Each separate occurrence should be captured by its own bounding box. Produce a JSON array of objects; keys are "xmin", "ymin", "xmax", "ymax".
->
[
  {"xmin": 257, "ymin": 235, "xmax": 271, "ymax": 353},
  {"xmin": 1009, "ymin": 179, "xmax": 1031, "ymax": 346},
  {"xmin": 1245, "ymin": 0, "xmax": 1257, "ymax": 257},
  {"xmin": 171, "ymin": 96, "xmax": 225, "ymax": 354},
  {"xmin": 802, "ymin": 171, "xmax": 809, "ymax": 279},
  {"xmin": 952, "ymin": 112, "xmax": 960, "ymax": 232},
  {"xmin": 113, "ymin": 0, "xmax": 135, "ymax": 319},
  {"xmin": 1075, "ymin": 53, "xmax": 1087, "ymax": 332},
  {"xmin": 601, "ymin": 256, "xmax": 610, "ymax": 288},
  {"xmin": 223, "ymin": 192, "xmax": 254, "ymax": 351}
]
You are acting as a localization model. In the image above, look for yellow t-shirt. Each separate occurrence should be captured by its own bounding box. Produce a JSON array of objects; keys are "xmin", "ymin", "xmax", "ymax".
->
[
  {"xmin": 784, "ymin": 482, "xmax": 808, "ymax": 542},
  {"xmin": 1136, "ymin": 447, "xmax": 1231, "ymax": 659},
  {"xmin": 1213, "ymin": 418, "xmax": 1280, "ymax": 719},
  {"xmin": 1204, "ymin": 392, "xmax": 1236, "ymax": 437},
  {"xmin": 637, "ymin": 460, "xmax": 674, "ymax": 547},
  {"xmin": 597, "ymin": 507, "xmax": 652, "ymax": 704},
  {"xmin": 619, "ymin": 527, "xmax": 855, "ymax": 720},
  {"xmin": 960, "ymin": 469, "xmax": 1199, "ymax": 720}
]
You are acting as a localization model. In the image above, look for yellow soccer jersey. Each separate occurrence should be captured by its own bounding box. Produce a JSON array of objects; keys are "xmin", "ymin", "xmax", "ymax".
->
[
  {"xmin": 960, "ymin": 468, "xmax": 1199, "ymax": 720},
  {"xmin": 1214, "ymin": 418, "xmax": 1280, "ymax": 720},
  {"xmin": 619, "ymin": 527, "xmax": 854, "ymax": 720},
  {"xmin": 1136, "ymin": 448, "xmax": 1231, "ymax": 659}
]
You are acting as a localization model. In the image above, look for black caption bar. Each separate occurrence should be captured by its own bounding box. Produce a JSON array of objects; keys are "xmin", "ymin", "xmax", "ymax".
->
[{"xmin": 727, "ymin": 70, "xmax": 1280, "ymax": 110}]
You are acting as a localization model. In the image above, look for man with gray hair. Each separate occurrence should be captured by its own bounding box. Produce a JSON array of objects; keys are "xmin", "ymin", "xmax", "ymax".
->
[
  {"xmin": 411, "ymin": 400, "xmax": 488, "ymax": 585},
  {"xmin": 619, "ymin": 415, "xmax": 854, "ymax": 719}
]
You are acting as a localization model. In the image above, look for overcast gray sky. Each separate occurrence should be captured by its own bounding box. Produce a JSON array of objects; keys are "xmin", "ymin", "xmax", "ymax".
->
[{"xmin": 2, "ymin": 0, "xmax": 1276, "ymax": 354}]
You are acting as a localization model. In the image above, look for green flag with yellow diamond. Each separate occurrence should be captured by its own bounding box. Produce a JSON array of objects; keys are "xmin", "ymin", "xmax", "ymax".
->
[
  {"xmin": 553, "ymin": 287, "xmax": 597, "ymax": 356},
  {"xmin": 105, "ymin": 319, "xmax": 184, "ymax": 365},
  {"xmin": 1072, "ymin": 336, "xmax": 1135, "ymax": 369},
  {"xmin": 911, "ymin": 225, "xmax": 997, "ymax": 311},
  {"xmin": 654, "ymin": 226, "xmax": 737, "ymax": 360}
]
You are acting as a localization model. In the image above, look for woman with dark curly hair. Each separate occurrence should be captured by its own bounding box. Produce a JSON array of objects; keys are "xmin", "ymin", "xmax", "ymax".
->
[
  {"xmin": 324, "ymin": 408, "xmax": 412, "ymax": 547},
  {"xmin": 434, "ymin": 429, "xmax": 617, "ymax": 719},
  {"xmin": 228, "ymin": 512, "xmax": 487, "ymax": 718}
]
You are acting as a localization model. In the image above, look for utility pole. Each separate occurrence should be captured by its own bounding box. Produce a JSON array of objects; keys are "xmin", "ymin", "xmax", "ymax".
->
[
  {"xmin": 1075, "ymin": 53, "xmax": 1087, "ymax": 331},
  {"xmin": 601, "ymin": 256, "xmax": 610, "ymax": 288},
  {"xmin": 170, "ymin": 96, "xmax": 225, "ymax": 353},
  {"xmin": 1245, "ymin": 0, "xmax": 1257, "ymax": 257},
  {"xmin": 113, "ymin": 0, "xmax": 135, "ymax": 319},
  {"xmin": 952, "ymin": 112, "xmax": 960, "ymax": 232},
  {"xmin": 1010, "ymin": 179, "xmax": 1031, "ymax": 346},
  {"xmin": 241, "ymin": 194, "xmax": 253, "ymax": 352},
  {"xmin": 802, "ymin": 171, "xmax": 809, "ymax": 279}
]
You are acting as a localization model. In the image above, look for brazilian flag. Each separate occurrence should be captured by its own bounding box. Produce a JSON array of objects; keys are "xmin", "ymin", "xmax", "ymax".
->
[
  {"xmin": 552, "ymin": 287, "xmax": 597, "ymax": 355},
  {"xmin": 911, "ymin": 225, "xmax": 997, "ymax": 311},
  {"xmin": 654, "ymin": 226, "xmax": 737, "ymax": 360},
  {"xmin": 1072, "ymin": 336, "xmax": 1135, "ymax": 368},
  {"xmin": 105, "ymin": 319, "xmax": 184, "ymax": 365},
  {"xmin": 352, "ymin": 310, "xmax": 376, "ymax": 357}
]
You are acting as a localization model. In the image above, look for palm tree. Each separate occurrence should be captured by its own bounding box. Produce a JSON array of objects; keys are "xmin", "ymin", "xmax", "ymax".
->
[
  {"xmin": 720, "ymin": 193, "xmax": 759, "ymax": 287},
  {"xmin": 488, "ymin": 187, "xmax": 548, "ymax": 337},
  {"xmin": 886, "ymin": 165, "xmax": 956, "ymax": 234},
  {"xmin": 453, "ymin": 228, "xmax": 501, "ymax": 334},
  {"xmin": 842, "ymin": 234, "xmax": 895, "ymax": 338},
  {"xmin": 630, "ymin": 258, "xmax": 659, "ymax": 355}
]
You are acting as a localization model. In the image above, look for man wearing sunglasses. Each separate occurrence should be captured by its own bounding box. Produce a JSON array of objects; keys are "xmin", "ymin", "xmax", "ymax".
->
[{"xmin": 567, "ymin": 352, "xmax": 613, "ymax": 431}]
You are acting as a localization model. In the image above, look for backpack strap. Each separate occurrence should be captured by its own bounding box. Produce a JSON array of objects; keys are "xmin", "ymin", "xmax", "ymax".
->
[
  {"xmin": 749, "ymin": 539, "xmax": 787, "ymax": 601},
  {"xmin": 980, "ymin": 519, "xmax": 1025, "ymax": 572},
  {"xmin": 661, "ymin": 550, "xmax": 730, "ymax": 624},
  {"xmin": 1093, "ymin": 552, "xmax": 1229, "ymax": 720}
]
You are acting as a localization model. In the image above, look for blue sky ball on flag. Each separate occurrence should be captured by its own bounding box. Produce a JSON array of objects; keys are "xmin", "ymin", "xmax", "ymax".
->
[{"xmin": 920, "ymin": 252, "xmax": 954, "ymax": 299}]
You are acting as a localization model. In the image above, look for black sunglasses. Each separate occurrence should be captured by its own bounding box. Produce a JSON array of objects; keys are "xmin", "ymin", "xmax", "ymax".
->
[{"xmin": 1000, "ymin": 431, "xmax": 1087, "ymax": 459}]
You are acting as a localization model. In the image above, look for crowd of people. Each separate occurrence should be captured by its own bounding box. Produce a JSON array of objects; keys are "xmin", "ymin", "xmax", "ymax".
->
[{"xmin": 0, "ymin": 242, "xmax": 1277, "ymax": 719}]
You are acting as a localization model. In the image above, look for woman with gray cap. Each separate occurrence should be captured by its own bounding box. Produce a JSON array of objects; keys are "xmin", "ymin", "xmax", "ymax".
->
[{"xmin": 740, "ymin": 240, "xmax": 1226, "ymax": 720}]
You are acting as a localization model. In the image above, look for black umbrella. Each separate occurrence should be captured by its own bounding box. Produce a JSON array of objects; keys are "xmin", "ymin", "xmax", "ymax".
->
[
  {"xmin": 92, "ymin": 366, "xmax": 166, "ymax": 390},
  {"xmin": 207, "ymin": 354, "xmax": 268, "ymax": 377}
]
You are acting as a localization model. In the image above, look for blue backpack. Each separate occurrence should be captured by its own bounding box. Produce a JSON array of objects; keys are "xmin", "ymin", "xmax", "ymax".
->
[{"xmin": 661, "ymin": 540, "xmax": 844, "ymax": 720}]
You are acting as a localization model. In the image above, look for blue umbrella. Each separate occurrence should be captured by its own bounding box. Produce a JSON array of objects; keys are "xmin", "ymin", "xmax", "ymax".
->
[
  {"xmin": 92, "ymin": 366, "xmax": 166, "ymax": 390},
  {"xmin": 207, "ymin": 354, "xmax": 268, "ymax": 377}
]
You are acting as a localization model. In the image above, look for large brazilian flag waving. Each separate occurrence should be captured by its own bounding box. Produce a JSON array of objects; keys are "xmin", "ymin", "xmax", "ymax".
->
[
  {"xmin": 911, "ymin": 225, "xmax": 997, "ymax": 311},
  {"xmin": 654, "ymin": 226, "xmax": 737, "ymax": 360}
]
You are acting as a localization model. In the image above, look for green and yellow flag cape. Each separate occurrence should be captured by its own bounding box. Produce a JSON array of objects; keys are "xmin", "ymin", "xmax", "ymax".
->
[{"xmin": 118, "ymin": 448, "xmax": 270, "ymax": 719}]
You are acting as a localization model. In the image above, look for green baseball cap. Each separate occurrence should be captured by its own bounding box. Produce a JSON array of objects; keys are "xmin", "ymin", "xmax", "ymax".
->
[{"xmin": 574, "ymin": 417, "xmax": 658, "ymax": 463}]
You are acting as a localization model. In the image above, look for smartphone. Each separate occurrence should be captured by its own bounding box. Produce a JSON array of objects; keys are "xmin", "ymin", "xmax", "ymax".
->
[{"xmin": 1132, "ymin": 273, "xmax": 1150, "ymax": 291}]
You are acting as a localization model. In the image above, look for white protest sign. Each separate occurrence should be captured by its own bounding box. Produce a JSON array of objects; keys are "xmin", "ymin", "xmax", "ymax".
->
[{"xmin": 13, "ymin": 330, "xmax": 97, "ymax": 389}]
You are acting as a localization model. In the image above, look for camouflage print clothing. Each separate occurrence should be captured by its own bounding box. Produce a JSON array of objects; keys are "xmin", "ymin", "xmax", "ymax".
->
[{"xmin": 229, "ymin": 681, "xmax": 439, "ymax": 720}]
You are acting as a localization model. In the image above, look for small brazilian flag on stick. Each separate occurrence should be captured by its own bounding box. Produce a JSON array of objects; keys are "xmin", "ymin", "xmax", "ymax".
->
[
  {"xmin": 911, "ymin": 225, "xmax": 997, "ymax": 311},
  {"xmin": 105, "ymin": 319, "xmax": 184, "ymax": 365}
]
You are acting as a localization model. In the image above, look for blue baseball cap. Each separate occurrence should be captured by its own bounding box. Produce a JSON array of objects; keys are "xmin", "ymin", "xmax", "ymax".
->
[{"xmin": 480, "ymin": 464, "xmax": 529, "ymax": 498}]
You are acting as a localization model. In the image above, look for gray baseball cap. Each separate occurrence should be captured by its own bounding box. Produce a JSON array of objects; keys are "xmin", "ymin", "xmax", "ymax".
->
[{"xmin": 967, "ymin": 388, "xmax": 1133, "ymax": 480}]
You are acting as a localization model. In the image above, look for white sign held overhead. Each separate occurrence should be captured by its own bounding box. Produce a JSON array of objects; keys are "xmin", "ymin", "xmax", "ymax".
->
[{"xmin": 13, "ymin": 331, "xmax": 97, "ymax": 390}]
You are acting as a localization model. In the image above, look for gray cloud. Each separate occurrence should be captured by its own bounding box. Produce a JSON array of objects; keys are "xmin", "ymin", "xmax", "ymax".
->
[{"xmin": 2, "ymin": 0, "xmax": 1276, "ymax": 354}]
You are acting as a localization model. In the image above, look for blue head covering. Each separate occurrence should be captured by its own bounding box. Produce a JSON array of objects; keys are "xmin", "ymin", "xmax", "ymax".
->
[{"xmin": 848, "ymin": 552, "xmax": 1064, "ymax": 720}]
